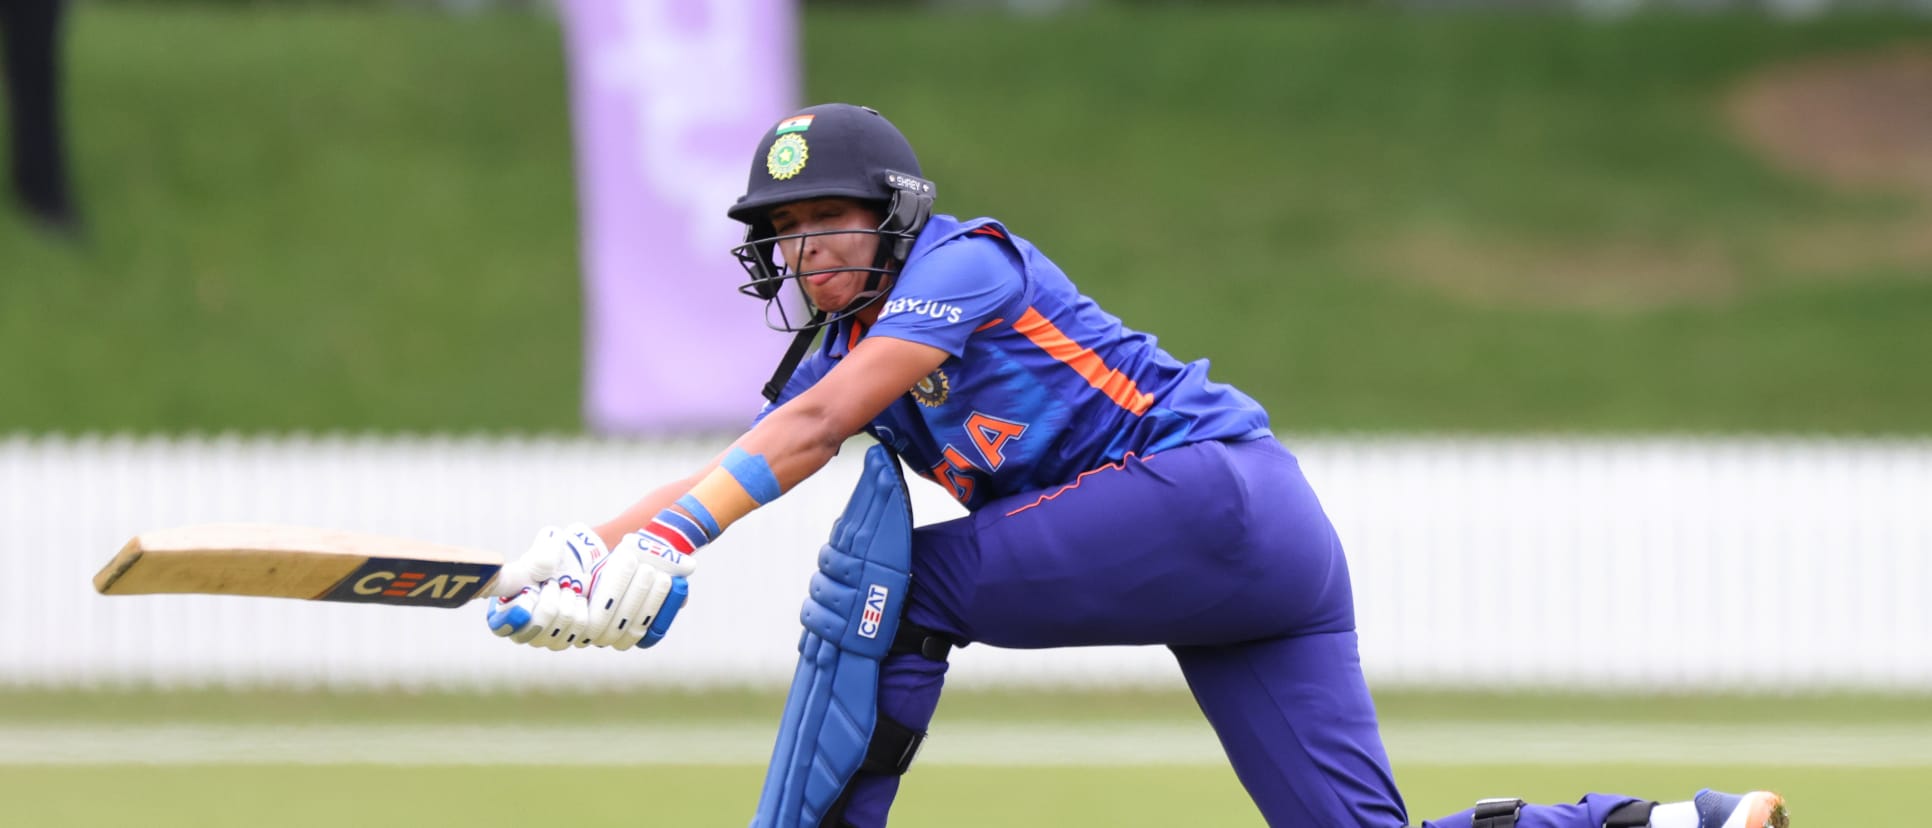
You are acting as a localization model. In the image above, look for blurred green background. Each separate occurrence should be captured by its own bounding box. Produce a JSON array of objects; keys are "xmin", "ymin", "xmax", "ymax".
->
[
  {"xmin": 5, "ymin": 3, "xmax": 1929, "ymax": 434},
  {"xmin": 7, "ymin": 3, "xmax": 1930, "ymax": 825}
]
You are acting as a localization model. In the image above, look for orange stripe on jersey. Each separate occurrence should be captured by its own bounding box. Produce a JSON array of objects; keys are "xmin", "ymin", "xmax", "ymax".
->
[
  {"xmin": 1013, "ymin": 307, "xmax": 1154, "ymax": 415},
  {"xmin": 974, "ymin": 317, "xmax": 1005, "ymax": 332},
  {"xmin": 971, "ymin": 226, "xmax": 1006, "ymax": 239}
]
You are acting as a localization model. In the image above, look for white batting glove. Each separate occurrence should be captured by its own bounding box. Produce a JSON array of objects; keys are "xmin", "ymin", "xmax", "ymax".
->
[
  {"xmin": 490, "ymin": 524, "xmax": 580, "ymax": 598},
  {"xmin": 484, "ymin": 524, "xmax": 600, "ymax": 651},
  {"xmin": 583, "ymin": 528, "xmax": 699, "ymax": 650}
]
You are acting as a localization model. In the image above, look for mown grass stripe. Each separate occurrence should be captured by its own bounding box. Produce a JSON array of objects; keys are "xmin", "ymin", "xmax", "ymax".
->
[{"xmin": 7, "ymin": 721, "xmax": 1930, "ymax": 767}]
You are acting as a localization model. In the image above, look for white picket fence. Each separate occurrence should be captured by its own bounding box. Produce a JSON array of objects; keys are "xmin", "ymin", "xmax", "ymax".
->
[{"xmin": 5, "ymin": 433, "xmax": 1928, "ymax": 692}]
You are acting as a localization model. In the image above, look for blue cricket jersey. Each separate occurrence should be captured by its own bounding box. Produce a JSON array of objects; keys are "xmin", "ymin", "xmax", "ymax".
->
[{"xmin": 757, "ymin": 215, "xmax": 1271, "ymax": 510}]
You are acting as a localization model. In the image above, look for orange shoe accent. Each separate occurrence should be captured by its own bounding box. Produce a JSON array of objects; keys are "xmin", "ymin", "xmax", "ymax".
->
[
  {"xmin": 1739, "ymin": 791, "xmax": 1788, "ymax": 828},
  {"xmin": 1755, "ymin": 791, "xmax": 1788, "ymax": 828}
]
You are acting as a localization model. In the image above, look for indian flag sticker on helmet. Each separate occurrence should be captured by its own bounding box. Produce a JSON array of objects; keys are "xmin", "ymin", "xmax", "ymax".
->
[
  {"xmin": 767, "ymin": 133, "xmax": 809, "ymax": 180},
  {"xmin": 775, "ymin": 114, "xmax": 814, "ymax": 134}
]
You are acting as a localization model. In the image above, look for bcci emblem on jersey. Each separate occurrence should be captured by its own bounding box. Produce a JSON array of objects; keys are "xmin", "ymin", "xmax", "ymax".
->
[{"xmin": 912, "ymin": 368, "xmax": 950, "ymax": 407}]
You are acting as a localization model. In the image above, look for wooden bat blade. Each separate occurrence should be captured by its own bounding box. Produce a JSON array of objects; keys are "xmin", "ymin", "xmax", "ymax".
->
[{"xmin": 94, "ymin": 524, "xmax": 504, "ymax": 608}]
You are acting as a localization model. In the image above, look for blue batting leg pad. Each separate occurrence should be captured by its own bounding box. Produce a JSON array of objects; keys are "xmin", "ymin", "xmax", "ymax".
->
[{"xmin": 751, "ymin": 444, "xmax": 914, "ymax": 828}]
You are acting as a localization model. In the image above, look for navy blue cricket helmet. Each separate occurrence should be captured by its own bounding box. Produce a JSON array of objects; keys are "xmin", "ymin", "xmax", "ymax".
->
[{"xmin": 727, "ymin": 103, "xmax": 936, "ymax": 331}]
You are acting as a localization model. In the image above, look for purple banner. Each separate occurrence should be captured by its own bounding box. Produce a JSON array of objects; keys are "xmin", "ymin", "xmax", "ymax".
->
[{"xmin": 560, "ymin": 1, "xmax": 795, "ymax": 434}]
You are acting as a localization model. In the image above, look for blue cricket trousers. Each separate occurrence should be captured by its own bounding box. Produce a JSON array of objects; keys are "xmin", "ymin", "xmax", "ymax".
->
[{"xmin": 837, "ymin": 436, "xmax": 1410, "ymax": 827}]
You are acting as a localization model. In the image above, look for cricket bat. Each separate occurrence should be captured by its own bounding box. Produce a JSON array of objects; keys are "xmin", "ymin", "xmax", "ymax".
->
[{"xmin": 94, "ymin": 524, "xmax": 505, "ymax": 608}]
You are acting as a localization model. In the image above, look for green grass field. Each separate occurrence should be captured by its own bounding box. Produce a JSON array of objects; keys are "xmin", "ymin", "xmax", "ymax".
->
[
  {"xmin": 4, "ymin": 5, "xmax": 1931, "ymax": 434},
  {"xmin": 8, "ymin": 9, "xmax": 1926, "ymax": 824},
  {"xmin": 9, "ymin": 764, "xmax": 1911, "ymax": 826},
  {"xmin": 1, "ymin": 689, "xmax": 1922, "ymax": 824}
]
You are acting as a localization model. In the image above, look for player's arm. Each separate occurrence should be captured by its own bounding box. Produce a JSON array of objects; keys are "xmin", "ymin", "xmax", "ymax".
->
[
  {"xmin": 587, "ymin": 231, "xmax": 1015, "ymax": 559},
  {"xmin": 509, "ymin": 335, "xmax": 947, "ymax": 652},
  {"xmin": 680, "ymin": 334, "xmax": 948, "ymax": 535},
  {"xmin": 586, "ymin": 335, "xmax": 945, "ymax": 547},
  {"xmin": 593, "ymin": 466, "xmax": 712, "ymax": 548}
]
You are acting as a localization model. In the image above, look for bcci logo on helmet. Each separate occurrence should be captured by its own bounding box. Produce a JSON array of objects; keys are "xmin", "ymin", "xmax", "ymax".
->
[{"xmin": 767, "ymin": 133, "xmax": 809, "ymax": 180}]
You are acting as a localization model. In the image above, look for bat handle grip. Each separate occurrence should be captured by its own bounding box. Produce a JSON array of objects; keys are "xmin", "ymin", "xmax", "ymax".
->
[{"xmin": 637, "ymin": 576, "xmax": 689, "ymax": 649}]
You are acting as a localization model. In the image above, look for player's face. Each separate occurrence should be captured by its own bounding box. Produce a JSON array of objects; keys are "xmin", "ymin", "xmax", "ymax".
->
[{"xmin": 767, "ymin": 198, "xmax": 884, "ymax": 314}]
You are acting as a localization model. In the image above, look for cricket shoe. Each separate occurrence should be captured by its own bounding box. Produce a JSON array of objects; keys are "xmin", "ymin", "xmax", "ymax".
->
[{"xmin": 1694, "ymin": 789, "xmax": 1788, "ymax": 828}]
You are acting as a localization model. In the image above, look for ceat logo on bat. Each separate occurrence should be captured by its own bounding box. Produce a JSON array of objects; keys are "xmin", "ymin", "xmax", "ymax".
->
[
  {"xmin": 323, "ymin": 558, "xmax": 502, "ymax": 608},
  {"xmin": 859, "ymin": 583, "xmax": 890, "ymax": 639}
]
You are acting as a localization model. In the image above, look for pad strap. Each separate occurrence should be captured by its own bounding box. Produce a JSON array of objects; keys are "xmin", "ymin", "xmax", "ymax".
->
[
  {"xmin": 891, "ymin": 619, "xmax": 954, "ymax": 663},
  {"xmin": 858, "ymin": 712, "xmax": 926, "ymax": 777},
  {"xmin": 1468, "ymin": 797, "xmax": 1654, "ymax": 828},
  {"xmin": 1602, "ymin": 800, "xmax": 1656, "ymax": 827},
  {"xmin": 1472, "ymin": 798, "xmax": 1523, "ymax": 828},
  {"xmin": 813, "ymin": 712, "xmax": 928, "ymax": 828}
]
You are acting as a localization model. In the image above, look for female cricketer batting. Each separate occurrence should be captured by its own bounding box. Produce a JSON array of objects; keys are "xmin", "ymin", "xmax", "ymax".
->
[{"xmin": 483, "ymin": 103, "xmax": 1788, "ymax": 828}]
